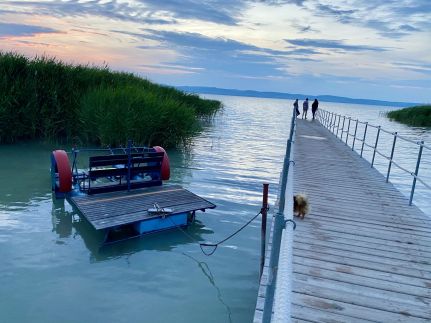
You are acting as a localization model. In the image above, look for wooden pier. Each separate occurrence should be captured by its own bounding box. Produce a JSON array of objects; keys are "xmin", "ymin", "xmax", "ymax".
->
[{"xmin": 255, "ymin": 119, "xmax": 431, "ymax": 322}]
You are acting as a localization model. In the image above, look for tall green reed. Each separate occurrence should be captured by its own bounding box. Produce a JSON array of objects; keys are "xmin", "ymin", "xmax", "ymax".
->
[{"xmin": 0, "ymin": 52, "xmax": 222, "ymax": 146}]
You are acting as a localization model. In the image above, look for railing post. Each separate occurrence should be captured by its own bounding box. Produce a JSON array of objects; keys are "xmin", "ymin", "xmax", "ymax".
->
[
  {"xmin": 260, "ymin": 183, "xmax": 269, "ymax": 278},
  {"xmin": 409, "ymin": 141, "xmax": 424, "ymax": 205},
  {"xmin": 371, "ymin": 126, "xmax": 381, "ymax": 168},
  {"xmin": 352, "ymin": 119, "xmax": 358, "ymax": 151},
  {"xmin": 340, "ymin": 116, "xmax": 346, "ymax": 140},
  {"xmin": 127, "ymin": 139, "xmax": 132, "ymax": 192},
  {"xmin": 328, "ymin": 112, "xmax": 334, "ymax": 132},
  {"xmin": 361, "ymin": 122, "xmax": 368, "ymax": 158},
  {"xmin": 345, "ymin": 117, "xmax": 351, "ymax": 145},
  {"xmin": 336, "ymin": 115, "xmax": 341, "ymax": 137},
  {"xmin": 333, "ymin": 113, "xmax": 337, "ymax": 133},
  {"xmin": 386, "ymin": 132, "xmax": 397, "ymax": 182}
]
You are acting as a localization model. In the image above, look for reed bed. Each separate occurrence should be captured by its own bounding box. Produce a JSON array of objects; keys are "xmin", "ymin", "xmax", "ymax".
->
[
  {"xmin": 0, "ymin": 52, "xmax": 222, "ymax": 146},
  {"xmin": 387, "ymin": 105, "xmax": 431, "ymax": 127}
]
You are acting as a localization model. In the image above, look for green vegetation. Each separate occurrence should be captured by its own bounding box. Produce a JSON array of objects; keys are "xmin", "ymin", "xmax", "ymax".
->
[
  {"xmin": 0, "ymin": 52, "xmax": 222, "ymax": 147},
  {"xmin": 387, "ymin": 106, "xmax": 431, "ymax": 127}
]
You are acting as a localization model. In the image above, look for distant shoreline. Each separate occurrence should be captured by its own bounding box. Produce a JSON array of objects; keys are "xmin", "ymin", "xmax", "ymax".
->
[{"xmin": 178, "ymin": 86, "xmax": 421, "ymax": 108}]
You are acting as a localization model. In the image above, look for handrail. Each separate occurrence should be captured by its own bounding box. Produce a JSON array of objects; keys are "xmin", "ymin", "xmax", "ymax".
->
[
  {"xmin": 260, "ymin": 105, "xmax": 297, "ymax": 322},
  {"xmin": 317, "ymin": 109, "xmax": 429, "ymax": 205}
]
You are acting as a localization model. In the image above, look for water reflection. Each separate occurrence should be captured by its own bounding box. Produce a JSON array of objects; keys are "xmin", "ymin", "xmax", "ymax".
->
[
  {"xmin": 182, "ymin": 252, "xmax": 233, "ymax": 323},
  {"xmin": 51, "ymin": 196, "xmax": 214, "ymax": 262}
]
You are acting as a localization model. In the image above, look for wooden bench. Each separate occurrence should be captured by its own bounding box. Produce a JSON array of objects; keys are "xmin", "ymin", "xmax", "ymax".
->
[{"xmin": 84, "ymin": 151, "xmax": 165, "ymax": 194}]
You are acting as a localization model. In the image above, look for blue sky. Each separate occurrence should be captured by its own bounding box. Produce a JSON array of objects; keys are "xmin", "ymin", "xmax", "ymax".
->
[{"xmin": 0, "ymin": 0, "xmax": 430, "ymax": 102}]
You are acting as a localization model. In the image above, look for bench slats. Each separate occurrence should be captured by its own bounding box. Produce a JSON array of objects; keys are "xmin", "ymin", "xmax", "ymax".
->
[
  {"xmin": 87, "ymin": 179, "xmax": 162, "ymax": 195},
  {"xmin": 88, "ymin": 165, "xmax": 161, "ymax": 178},
  {"xmin": 84, "ymin": 151, "xmax": 166, "ymax": 194},
  {"xmin": 89, "ymin": 154, "xmax": 164, "ymax": 167}
]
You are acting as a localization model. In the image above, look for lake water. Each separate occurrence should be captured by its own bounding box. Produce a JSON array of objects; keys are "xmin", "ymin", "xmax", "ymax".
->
[{"xmin": 0, "ymin": 95, "xmax": 430, "ymax": 323}]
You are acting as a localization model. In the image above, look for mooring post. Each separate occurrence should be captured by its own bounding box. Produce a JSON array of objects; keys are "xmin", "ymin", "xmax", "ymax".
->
[{"xmin": 260, "ymin": 183, "xmax": 269, "ymax": 278}]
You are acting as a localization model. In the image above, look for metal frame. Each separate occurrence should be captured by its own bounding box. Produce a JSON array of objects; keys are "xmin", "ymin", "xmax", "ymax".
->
[
  {"xmin": 69, "ymin": 144, "xmax": 157, "ymax": 192},
  {"xmin": 317, "ymin": 109, "xmax": 430, "ymax": 205},
  {"xmin": 261, "ymin": 106, "xmax": 297, "ymax": 323}
]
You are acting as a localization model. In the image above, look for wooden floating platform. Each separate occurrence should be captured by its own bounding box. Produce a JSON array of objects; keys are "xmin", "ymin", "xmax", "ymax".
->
[
  {"xmin": 69, "ymin": 184, "xmax": 215, "ymax": 231},
  {"xmin": 255, "ymin": 119, "xmax": 431, "ymax": 322}
]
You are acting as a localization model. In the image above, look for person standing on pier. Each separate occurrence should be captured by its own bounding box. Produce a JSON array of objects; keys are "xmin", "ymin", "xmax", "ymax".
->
[
  {"xmin": 312, "ymin": 99, "xmax": 319, "ymax": 120},
  {"xmin": 293, "ymin": 99, "xmax": 300, "ymax": 117},
  {"xmin": 302, "ymin": 98, "xmax": 309, "ymax": 119}
]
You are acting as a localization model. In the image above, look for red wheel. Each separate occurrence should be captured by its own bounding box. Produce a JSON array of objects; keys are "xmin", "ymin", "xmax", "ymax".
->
[
  {"xmin": 52, "ymin": 150, "xmax": 72, "ymax": 193},
  {"xmin": 153, "ymin": 146, "xmax": 170, "ymax": 180}
]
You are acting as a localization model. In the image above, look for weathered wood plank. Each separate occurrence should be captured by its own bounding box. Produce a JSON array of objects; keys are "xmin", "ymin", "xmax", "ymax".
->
[
  {"xmin": 292, "ymin": 293, "xmax": 430, "ymax": 322},
  {"xmin": 290, "ymin": 120, "xmax": 431, "ymax": 322},
  {"xmin": 293, "ymin": 256, "xmax": 431, "ymax": 288},
  {"xmin": 68, "ymin": 185, "xmax": 215, "ymax": 230},
  {"xmin": 293, "ymin": 263, "xmax": 431, "ymax": 298},
  {"xmin": 293, "ymin": 236, "xmax": 431, "ymax": 263},
  {"xmin": 291, "ymin": 304, "xmax": 374, "ymax": 323}
]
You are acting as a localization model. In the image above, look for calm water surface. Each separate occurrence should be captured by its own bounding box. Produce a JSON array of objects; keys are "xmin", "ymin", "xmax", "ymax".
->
[
  {"xmin": 0, "ymin": 95, "xmax": 430, "ymax": 323},
  {"xmin": 0, "ymin": 95, "xmax": 291, "ymax": 323}
]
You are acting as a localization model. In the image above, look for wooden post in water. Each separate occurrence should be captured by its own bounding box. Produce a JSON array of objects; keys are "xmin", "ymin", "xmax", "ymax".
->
[{"xmin": 260, "ymin": 183, "xmax": 269, "ymax": 278}]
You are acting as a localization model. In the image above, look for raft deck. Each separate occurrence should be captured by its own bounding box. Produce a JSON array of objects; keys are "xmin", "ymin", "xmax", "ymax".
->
[{"xmin": 69, "ymin": 184, "xmax": 215, "ymax": 230}]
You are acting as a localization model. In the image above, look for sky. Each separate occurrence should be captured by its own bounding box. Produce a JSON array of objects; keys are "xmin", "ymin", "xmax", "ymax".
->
[{"xmin": 0, "ymin": 0, "xmax": 430, "ymax": 103}]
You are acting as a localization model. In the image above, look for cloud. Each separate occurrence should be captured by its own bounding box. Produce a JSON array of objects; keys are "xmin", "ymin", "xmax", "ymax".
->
[
  {"xmin": 136, "ymin": 30, "xmax": 296, "ymax": 78},
  {"xmin": 252, "ymin": 0, "xmax": 307, "ymax": 6},
  {"xmin": 392, "ymin": 62, "xmax": 431, "ymax": 75},
  {"xmin": 143, "ymin": 29, "xmax": 291, "ymax": 56},
  {"xmin": 315, "ymin": 3, "xmax": 356, "ymax": 23},
  {"xmin": 285, "ymin": 38, "xmax": 387, "ymax": 52},
  {"xmin": 2, "ymin": 0, "xmax": 176, "ymax": 25},
  {"xmin": 291, "ymin": 23, "xmax": 319, "ymax": 33},
  {"xmin": 0, "ymin": 22, "xmax": 58, "ymax": 37},
  {"xmin": 301, "ymin": 0, "xmax": 429, "ymax": 39},
  {"xmin": 363, "ymin": 19, "xmax": 422, "ymax": 39},
  {"xmin": 139, "ymin": 0, "xmax": 245, "ymax": 25},
  {"xmin": 3, "ymin": 0, "xmax": 245, "ymax": 25}
]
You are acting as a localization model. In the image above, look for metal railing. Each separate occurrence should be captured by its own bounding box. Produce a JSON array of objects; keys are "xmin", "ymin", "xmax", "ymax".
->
[
  {"xmin": 318, "ymin": 109, "xmax": 430, "ymax": 205},
  {"xmin": 260, "ymin": 106, "xmax": 297, "ymax": 322}
]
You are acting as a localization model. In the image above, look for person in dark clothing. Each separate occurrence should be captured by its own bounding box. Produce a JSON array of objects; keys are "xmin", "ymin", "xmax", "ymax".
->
[
  {"xmin": 312, "ymin": 99, "xmax": 319, "ymax": 120},
  {"xmin": 302, "ymin": 98, "xmax": 309, "ymax": 119},
  {"xmin": 293, "ymin": 99, "xmax": 300, "ymax": 117}
]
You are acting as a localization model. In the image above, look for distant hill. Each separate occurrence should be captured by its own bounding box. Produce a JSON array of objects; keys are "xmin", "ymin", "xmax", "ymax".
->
[{"xmin": 178, "ymin": 86, "xmax": 419, "ymax": 108}]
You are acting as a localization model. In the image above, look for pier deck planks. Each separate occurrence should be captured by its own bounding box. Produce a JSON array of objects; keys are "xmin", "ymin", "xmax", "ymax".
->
[
  {"xmin": 69, "ymin": 184, "xmax": 215, "ymax": 230},
  {"xmin": 254, "ymin": 119, "xmax": 431, "ymax": 322}
]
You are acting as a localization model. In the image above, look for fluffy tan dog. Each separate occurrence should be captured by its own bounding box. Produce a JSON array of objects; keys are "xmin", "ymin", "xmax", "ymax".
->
[{"xmin": 293, "ymin": 194, "xmax": 309, "ymax": 219}]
